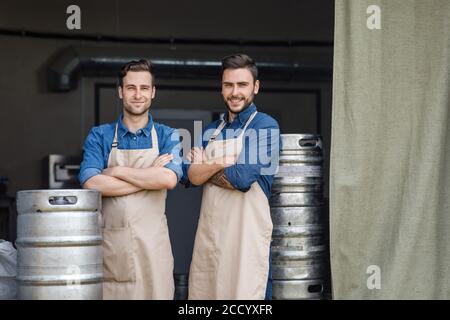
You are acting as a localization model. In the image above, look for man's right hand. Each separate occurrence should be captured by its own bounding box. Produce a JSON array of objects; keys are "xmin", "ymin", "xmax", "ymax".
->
[
  {"xmin": 151, "ymin": 153, "xmax": 174, "ymax": 167},
  {"xmin": 187, "ymin": 147, "xmax": 206, "ymax": 164}
]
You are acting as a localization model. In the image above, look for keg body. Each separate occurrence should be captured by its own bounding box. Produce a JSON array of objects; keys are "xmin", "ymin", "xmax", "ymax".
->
[
  {"xmin": 16, "ymin": 190, "xmax": 103, "ymax": 300},
  {"xmin": 270, "ymin": 134, "xmax": 327, "ymax": 300}
]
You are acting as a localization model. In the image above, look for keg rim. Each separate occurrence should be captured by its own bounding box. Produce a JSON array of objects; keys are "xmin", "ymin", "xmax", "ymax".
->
[
  {"xmin": 281, "ymin": 133, "xmax": 323, "ymax": 139},
  {"xmin": 17, "ymin": 189, "xmax": 100, "ymax": 194}
]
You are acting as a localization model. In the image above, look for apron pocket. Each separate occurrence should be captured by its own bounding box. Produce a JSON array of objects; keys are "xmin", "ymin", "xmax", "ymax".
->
[{"xmin": 102, "ymin": 226, "xmax": 136, "ymax": 282}]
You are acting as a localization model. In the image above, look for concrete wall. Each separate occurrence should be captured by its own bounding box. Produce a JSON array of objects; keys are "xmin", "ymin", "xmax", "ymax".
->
[{"xmin": 0, "ymin": 0, "xmax": 334, "ymax": 40}]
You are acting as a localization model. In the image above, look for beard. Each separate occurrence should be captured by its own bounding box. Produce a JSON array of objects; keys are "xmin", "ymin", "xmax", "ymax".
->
[
  {"xmin": 123, "ymin": 100, "xmax": 151, "ymax": 116},
  {"xmin": 224, "ymin": 94, "xmax": 254, "ymax": 115}
]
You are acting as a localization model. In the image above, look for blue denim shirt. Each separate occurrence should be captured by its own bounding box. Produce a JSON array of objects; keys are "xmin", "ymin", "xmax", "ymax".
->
[
  {"xmin": 182, "ymin": 103, "xmax": 280, "ymax": 199},
  {"xmin": 78, "ymin": 113, "xmax": 183, "ymax": 186}
]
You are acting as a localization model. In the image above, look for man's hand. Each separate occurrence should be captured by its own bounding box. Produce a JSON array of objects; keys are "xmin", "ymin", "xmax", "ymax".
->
[
  {"xmin": 212, "ymin": 154, "xmax": 237, "ymax": 167},
  {"xmin": 151, "ymin": 153, "xmax": 173, "ymax": 167},
  {"xmin": 187, "ymin": 147, "xmax": 206, "ymax": 164},
  {"xmin": 84, "ymin": 171, "xmax": 142, "ymax": 197},
  {"xmin": 101, "ymin": 157, "xmax": 177, "ymax": 190}
]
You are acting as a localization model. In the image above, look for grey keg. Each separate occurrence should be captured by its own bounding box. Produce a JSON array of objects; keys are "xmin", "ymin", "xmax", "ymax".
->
[
  {"xmin": 270, "ymin": 134, "xmax": 327, "ymax": 300},
  {"xmin": 276, "ymin": 134, "xmax": 323, "ymax": 178},
  {"xmin": 272, "ymin": 279, "xmax": 324, "ymax": 300},
  {"xmin": 16, "ymin": 189, "xmax": 102, "ymax": 300},
  {"xmin": 271, "ymin": 134, "xmax": 323, "ymax": 208},
  {"xmin": 271, "ymin": 208, "xmax": 326, "ymax": 281}
]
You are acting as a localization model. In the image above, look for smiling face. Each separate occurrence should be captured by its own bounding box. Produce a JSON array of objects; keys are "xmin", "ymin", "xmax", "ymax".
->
[
  {"xmin": 118, "ymin": 71, "xmax": 155, "ymax": 116},
  {"xmin": 221, "ymin": 68, "xmax": 260, "ymax": 115}
]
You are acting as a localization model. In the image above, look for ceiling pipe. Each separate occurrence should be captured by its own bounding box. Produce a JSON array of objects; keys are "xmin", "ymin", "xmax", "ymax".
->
[{"xmin": 47, "ymin": 46, "xmax": 333, "ymax": 92}]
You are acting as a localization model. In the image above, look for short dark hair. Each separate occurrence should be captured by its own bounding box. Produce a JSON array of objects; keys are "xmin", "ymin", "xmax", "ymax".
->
[
  {"xmin": 118, "ymin": 59, "xmax": 155, "ymax": 87},
  {"xmin": 221, "ymin": 53, "xmax": 258, "ymax": 82}
]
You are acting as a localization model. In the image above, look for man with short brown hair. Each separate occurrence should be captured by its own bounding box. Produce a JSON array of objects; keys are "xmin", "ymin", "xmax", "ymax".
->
[
  {"xmin": 185, "ymin": 53, "xmax": 280, "ymax": 299},
  {"xmin": 79, "ymin": 59, "xmax": 182, "ymax": 299}
]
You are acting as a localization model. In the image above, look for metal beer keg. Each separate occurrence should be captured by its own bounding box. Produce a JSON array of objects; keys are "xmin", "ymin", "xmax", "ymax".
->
[
  {"xmin": 270, "ymin": 134, "xmax": 327, "ymax": 300},
  {"xmin": 16, "ymin": 189, "xmax": 102, "ymax": 300}
]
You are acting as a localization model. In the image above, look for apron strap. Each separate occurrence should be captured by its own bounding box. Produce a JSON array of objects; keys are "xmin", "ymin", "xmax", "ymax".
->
[
  {"xmin": 209, "ymin": 111, "xmax": 258, "ymax": 142},
  {"xmin": 150, "ymin": 124, "xmax": 158, "ymax": 151},
  {"xmin": 209, "ymin": 120, "xmax": 227, "ymax": 142},
  {"xmin": 239, "ymin": 111, "xmax": 258, "ymax": 137},
  {"xmin": 112, "ymin": 123, "xmax": 119, "ymax": 148},
  {"xmin": 112, "ymin": 122, "xmax": 158, "ymax": 150}
]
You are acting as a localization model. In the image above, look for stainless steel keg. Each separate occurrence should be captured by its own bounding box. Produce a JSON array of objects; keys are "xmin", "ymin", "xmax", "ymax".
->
[
  {"xmin": 16, "ymin": 189, "xmax": 102, "ymax": 300},
  {"xmin": 270, "ymin": 134, "xmax": 327, "ymax": 300},
  {"xmin": 272, "ymin": 279, "xmax": 324, "ymax": 300}
]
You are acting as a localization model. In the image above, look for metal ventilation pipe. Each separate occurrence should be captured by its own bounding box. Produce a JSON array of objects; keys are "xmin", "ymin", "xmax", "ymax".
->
[{"xmin": 47, "ymin": 45, "xmax": 332, "ymax": 92}]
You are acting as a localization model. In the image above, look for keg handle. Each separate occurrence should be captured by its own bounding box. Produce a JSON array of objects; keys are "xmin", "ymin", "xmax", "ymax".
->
[
  {"xmin": 308, "ymin": 284, "xmax": 324, "ymax": 293},
  {"xmin": 48, "ymin": 196, "xmax": 78, "ymax": 205},
  {"xmin": 298, "ymin": 138, "xmax": 322, "ymax": 149}
]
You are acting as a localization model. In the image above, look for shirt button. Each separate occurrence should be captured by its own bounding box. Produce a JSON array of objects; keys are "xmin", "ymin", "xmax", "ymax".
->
[
  {"xmin": 137, "ymin": 130, "xmax": 141, "ymax": 134},
  {"xmin": 133, "ymin": 136, "xmax": 136, "ymax": 140}
]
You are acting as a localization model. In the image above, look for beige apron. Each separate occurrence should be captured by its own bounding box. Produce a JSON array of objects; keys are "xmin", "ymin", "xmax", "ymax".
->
[
  {"xmin": 189, "ymin": 111, "xmax": 273, "ymax": 300},
  {"xmin": 101, "ymin": 123, "xmax": 174, "ymax": 300}
]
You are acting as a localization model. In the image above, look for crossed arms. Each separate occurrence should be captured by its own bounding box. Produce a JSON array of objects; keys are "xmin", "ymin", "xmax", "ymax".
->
[
  {"xmin": 187, "ymin": 147, "xmax": 236, "ymax": 190},
  {"xmin": 83, "ymin": 154, "xmax": 178, "ymax": 197}
]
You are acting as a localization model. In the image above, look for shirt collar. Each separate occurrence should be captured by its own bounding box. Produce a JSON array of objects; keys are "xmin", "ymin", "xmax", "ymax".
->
[
  {"xmin": 117, "ymin": 112, "xmax": 153, "ymax": 138},
  {"xmin": 224, "ymin": 103, "xmax": 257, "ymax": 126}
]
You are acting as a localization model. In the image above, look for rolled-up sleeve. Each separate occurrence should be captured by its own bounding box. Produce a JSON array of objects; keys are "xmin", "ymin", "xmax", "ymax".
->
[
  {"xmin": 224, "ymin": 119, "xmax": 280, "ymax": 192},
  {"xmin": 160, "ymin": 127, "xmax": 183, "ymax": 182},
  {"xmin": 78, "ymin": 128, "xmax": 105, "ymax": 186}
]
